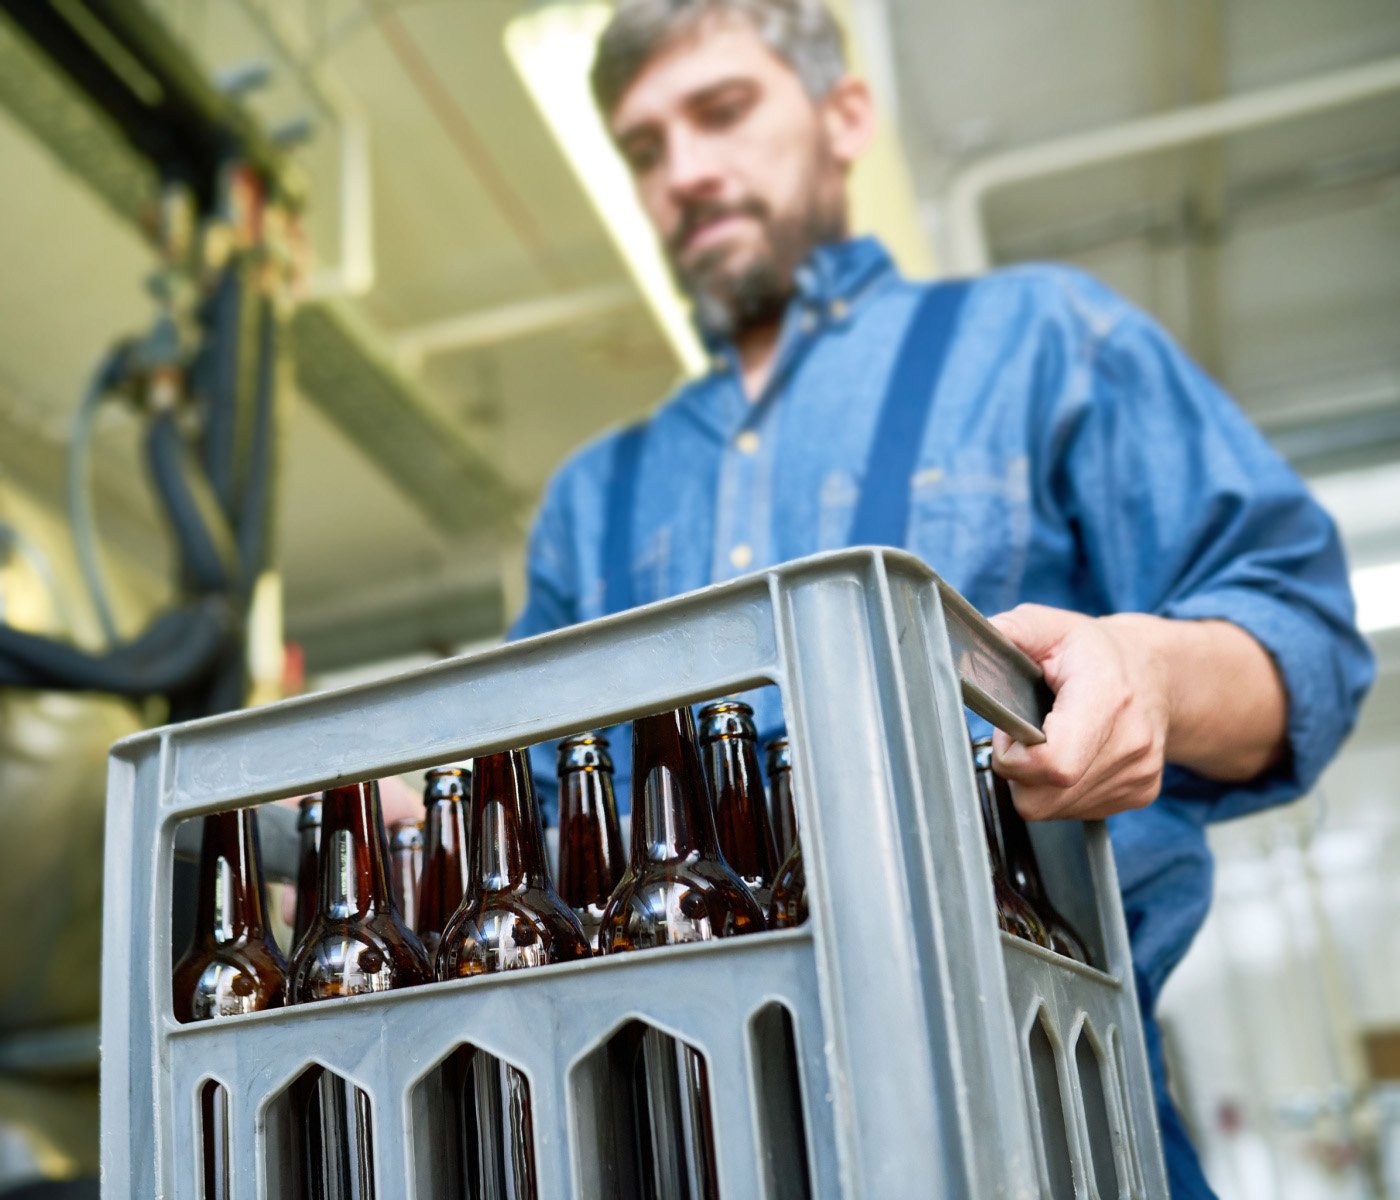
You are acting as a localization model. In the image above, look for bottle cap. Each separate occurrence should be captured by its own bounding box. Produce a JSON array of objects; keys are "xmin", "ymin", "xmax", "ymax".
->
[
  {"xmin": 423, "ymin": 766, "xmax": 470, "ymax": 805},
  {"xmin": 296, "ymin": 794, "xmax": 322, "ymax": 830},
  {"xmin": 764, "ymin": 736, "xmax": 792, "ymax": 773},
  {"xmin": 970, "ymin": 737, "xmax": 994, "ymax": 771},
  {"xmin": 558, "ymin": 733, "xmax": 613, "ymax": 773},
  {"xmin": 697, "ymin": 700, "xmax": 757, "ymax": 744}
]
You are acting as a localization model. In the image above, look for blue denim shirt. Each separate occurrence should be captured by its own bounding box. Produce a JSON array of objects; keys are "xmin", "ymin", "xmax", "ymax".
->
[{"xmin": 510, "ymin": 236, "xmax": 1374, "ymax": 997}]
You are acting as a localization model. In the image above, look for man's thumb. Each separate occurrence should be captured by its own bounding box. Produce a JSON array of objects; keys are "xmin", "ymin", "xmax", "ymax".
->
[{"xmin": 989, "ymin": 603, "xmax": 1086, "ymax": 663}]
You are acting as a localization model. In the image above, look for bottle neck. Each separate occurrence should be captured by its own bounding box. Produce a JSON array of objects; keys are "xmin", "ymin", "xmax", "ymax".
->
[
  {"xmin": 419, "ymin": 795, "xmax": 469, "ymax": 934},
  {"xmin": 631, "ymin": 708, "xmax": 721, "ymax": 863},
  {"xmin": 704, "ymin": 733, "xmax": 766, "ymax": 817},
  {"xmin": 470, "ymin": 750, "xmax": 551, "ymax": 893},
  {"xmin": 194, "ymin": 809, "xmax": 271, "ymax": 943},
  {"xmin": 991, "ymin": 771, "xmax": 1046, "ymax": 901},
  {"xmin": 557, "ymin": 766, "xmax": 623, "ymax": 904},
  {"xmin": 318, "ymin": 782, "xmax": 395, "ymax": 920}
]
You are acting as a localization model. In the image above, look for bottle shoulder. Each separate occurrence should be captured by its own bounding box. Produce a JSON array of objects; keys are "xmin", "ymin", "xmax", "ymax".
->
[
  {"xmin": 436, "ymin": 886, "xmax": 591, "ymax": 977},
  {"xmin": 172, "ymin": 938, "xmax": 287, "ymax": 1022},
  {"xmin": 289, "ymin": 911, "xmax": 430, "ymax": 1002},
  {"xmin": 600, "ymin": 858, "xmax": 765, "ymax": 950}
]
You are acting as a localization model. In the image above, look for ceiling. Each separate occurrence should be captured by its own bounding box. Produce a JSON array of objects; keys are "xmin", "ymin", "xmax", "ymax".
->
[{"xmin": 0, "ymin": 0, "xmax": 1396, "ymax": 676}]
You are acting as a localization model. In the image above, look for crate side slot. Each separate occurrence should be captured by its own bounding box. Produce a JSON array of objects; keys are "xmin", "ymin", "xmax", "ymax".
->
[
  {"xmin": 748, "ymin": 1001, "xmax": 815, "ymax": 1200},
  {"xmin": 1024, "ymin": 1006, "xmax": 1078, "ymax": 1200},
  {"xmin": 1074, "ymin": 1024, "xmax": 1128, "ymax": 1200}
]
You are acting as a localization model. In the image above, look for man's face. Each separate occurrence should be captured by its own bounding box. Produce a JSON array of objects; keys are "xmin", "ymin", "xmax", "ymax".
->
[{"xmin": 609, "ymin": 17, "xmax": 855, "ymax": 337}]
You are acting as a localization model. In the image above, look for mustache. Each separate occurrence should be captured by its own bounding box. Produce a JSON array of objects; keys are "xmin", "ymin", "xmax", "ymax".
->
[{"xmin": 668, "ymin": 198, "xmax": 769, "ymax": 257}]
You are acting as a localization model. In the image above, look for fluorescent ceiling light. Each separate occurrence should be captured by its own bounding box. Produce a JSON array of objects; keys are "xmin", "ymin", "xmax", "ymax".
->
[
  {"xmin": 505, "ymin": 4, "xmax": 706, "ymax": 377},
  {"xmin": 1353, "ymin": 561, "xmax": 1400, "ymax": 633}
]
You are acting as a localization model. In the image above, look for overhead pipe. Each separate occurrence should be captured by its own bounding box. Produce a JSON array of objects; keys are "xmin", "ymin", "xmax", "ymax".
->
[{"xmin": 943, "ymin": 56, "xmax": 1400, "ymax": 274}]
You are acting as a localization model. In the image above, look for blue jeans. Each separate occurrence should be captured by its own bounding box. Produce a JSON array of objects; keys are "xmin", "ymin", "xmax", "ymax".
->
[{"xmin": 1136, "ymin": 969, "xmax": 1219, "ymax": 1199}]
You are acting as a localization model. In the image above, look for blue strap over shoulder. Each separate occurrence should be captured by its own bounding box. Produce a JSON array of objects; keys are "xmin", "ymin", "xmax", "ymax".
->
[
  {"xmin": 602, "ymin": 280, "xmax": 971, "ymax": 613},
  {"xmin": 847, "ymin": 280, "xmax": 970, "ymax": 547},
  {"xmin": 602, "ymin": 420, "xmax": 648, "ymax": 615}
]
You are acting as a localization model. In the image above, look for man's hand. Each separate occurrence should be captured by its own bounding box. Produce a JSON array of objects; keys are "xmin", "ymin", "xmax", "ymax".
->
[
  {"xmin": 988, "ymin": 604, "xmax": 1288, "ymax": 822},
  {"xmin": 988, "ymin": 605, "xmax": 1169, "ymax": 821}
]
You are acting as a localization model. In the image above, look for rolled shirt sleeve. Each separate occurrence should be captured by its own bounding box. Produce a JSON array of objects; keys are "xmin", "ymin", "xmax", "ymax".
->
[{"xmin": 1052, "ymin": 279, "xmax": 1376, "ymax": 820}]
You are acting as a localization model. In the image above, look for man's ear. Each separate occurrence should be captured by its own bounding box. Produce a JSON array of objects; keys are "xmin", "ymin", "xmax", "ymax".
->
[{"xmin": 820, "ymin": 75, "xmax": 876, "ymax": 169}]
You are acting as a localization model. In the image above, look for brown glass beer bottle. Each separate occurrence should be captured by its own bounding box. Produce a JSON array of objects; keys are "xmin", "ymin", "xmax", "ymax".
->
[
  {"xmin": 172, "ymin": 808, "xmax": 288, "ymax": 1200},
  {"xmin": 599, "ymin": 706, "xmax": 764, "ymax": 952},
  {"xmin": 698, "ymin": 701, "xmax": 781, "ymax": 912},
  {"xmin": 388, "ymin": 818, "xmax": 424, "ymax": 935},
  {"xmin": 769, "ymin": 841, "xmax": 808, "ymax": 929},
  {"xmin": 555, "ymin": 734, "xmax": 626, "ymax": 951},
  {"xmin": 416, "ymin": 766, "xmax": 471, "ymax": 961},
  {"xmin": 973, "ymin": 739, "xmax": 1090, "ymax": 963},
  {"xmin": 436, "ymin": 749, "xmax": 588, "ymax": 1200},
  {"xmin": 291, "ymin": 795, "xmax": 322, "ymax": 953},
  {"xmin": 289, "ymin": 781, "xmax": 431, "ymax": 999},
  {"xmin": 289, "ymin": 781, "xmax": 430, "ymax": 1199},
  {"xmin": 173, "ymin": 809, "xmax": 288, "ymax": 1021},
  {"xmin": 969, "ymin": 739, "xmax": 1051, "ymax": 947},
  {"xmin": 766, "ymin": 736, "xmax": 798, "ymax": 862},
  {"xmin": 436, "ymin": 748, "xmax": 591, "ymax": 977}
]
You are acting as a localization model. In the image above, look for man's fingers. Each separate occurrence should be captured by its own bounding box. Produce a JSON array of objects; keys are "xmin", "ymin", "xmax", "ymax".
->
[{"xmin": 994, "ymin": 671, "xmax": 1111, "ymax": 791}]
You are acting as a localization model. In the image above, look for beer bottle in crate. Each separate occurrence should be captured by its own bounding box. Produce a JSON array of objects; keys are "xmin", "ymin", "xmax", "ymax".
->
[
  {"xmin": 698, "ymin": 701, "xmax": 781, "ymax": 911},
  {"xmin": 436, "ymin": 748, "xmax": 591, "ymax": 976},
  {"xmin": 600, "ymin": 706, "xmax": 763, "ymax": 1200},
  {"xmin": 172, "ymin": 808, "xmax": 288, "ymax": 1199},
  {"xmin": 289, "ymin": 781, "xmax": 431, "ymax": 1198},
  {"xmin": 437, "ymin": 750, "xmax": 590, "ymax": 1200},
  {"xmin": 973, "ymin": 739, "xmax": 1089, "ymax": 963},
  {"xmin": 389, "ymin": 817, "xmax": 424, "ymax": 934},
  {"xmin": 556, "ymin": 734, "xmax": 625, "ymax": 951},
  {"xmin": 291, "ymin": 794, "xmax": 322, "ymax": 953},
  {"xmin": 969, "ymin": 739, "xmax": 1051, "ymax": 947},
  {"xmin": 416, "ymin": 766, "xmax": 471, "ymax": 961},
  {"xmin": 600, "ymin": 705, "xmax": 764, "ymax": 950},
  {"xmin": 766, "ymin": 736, "xmax": 798, "ymax": 862}
]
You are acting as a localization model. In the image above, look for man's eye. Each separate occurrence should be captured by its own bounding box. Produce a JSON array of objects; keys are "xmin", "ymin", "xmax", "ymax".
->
[
  {"xmin": 624, "ymin": 142, "xmax": 661, "ymax": 173},
  {"xmin": 700, "ymin": 94, "xmax": 753, "ymax": 129}
]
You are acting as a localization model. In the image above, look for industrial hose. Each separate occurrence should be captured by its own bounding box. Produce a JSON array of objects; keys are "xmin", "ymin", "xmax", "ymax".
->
[{"xmin": 64, "ymin": 344, "xmax": 135, "ymax": 647}]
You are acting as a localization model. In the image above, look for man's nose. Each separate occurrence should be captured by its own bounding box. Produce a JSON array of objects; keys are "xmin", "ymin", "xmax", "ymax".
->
[{"xmin": 664, "ymin": 127, "xmax": 723, "ymax": 200}]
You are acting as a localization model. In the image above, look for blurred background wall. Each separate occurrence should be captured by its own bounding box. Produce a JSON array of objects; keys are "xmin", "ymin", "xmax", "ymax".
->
[{"xmin": 0, "ymin": 0, "xmax": 1396, "ymax": 1194}]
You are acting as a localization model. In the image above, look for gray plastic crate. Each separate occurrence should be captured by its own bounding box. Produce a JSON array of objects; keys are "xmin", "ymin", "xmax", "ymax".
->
[{"xmin": 101, "ymin": 547, "xmax": 1169, "ymax": 1198}]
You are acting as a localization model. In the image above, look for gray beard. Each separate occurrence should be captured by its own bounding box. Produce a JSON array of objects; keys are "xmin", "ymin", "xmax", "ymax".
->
[
  {"xmin": 675, "ymin": 204, "xmax": 847, "ymax": 342},
  {"xmin": 685, "ymin": 253, "xmax": 792, "ymax": 342}
]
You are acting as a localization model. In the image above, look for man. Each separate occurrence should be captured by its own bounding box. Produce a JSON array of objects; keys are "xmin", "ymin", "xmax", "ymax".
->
[{"xmin": 510, "ymin": 0, "xmax": 1375, "ymax": 1193}]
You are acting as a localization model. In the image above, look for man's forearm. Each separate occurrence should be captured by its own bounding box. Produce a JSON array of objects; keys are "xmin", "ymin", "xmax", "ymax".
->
[{"xmin": 1102, "ymin": 614, "xmax": 1288, "ymax": 782}]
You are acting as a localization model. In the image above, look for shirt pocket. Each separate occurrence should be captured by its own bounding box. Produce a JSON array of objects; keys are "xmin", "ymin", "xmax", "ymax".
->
[
  {"xmin": 817, "ymin": 468, "xmax": 860, "ymax": 551},
  {"xmin": 909, "ymin": 456, "xmax": 1031, "ymax": 614},
  {"xmin": 630, "ymin": 522, "xmax": 674, "ymax": 606}
]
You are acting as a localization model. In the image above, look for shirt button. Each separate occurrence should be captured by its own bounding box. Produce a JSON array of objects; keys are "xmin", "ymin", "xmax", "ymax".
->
[
  {"xmin": 829, "ymin": 298, "xmax": 849, "ymax": 321},
  {"xmin": 729, "ymin": 543, "xmax": 754, "ymax": 570},
  {"xmin": 799, "ymin": 309, "xmax": 818, "ymax": 334},
  {"xmin": 735, "ymin": 431, "xmax": 760, "ymax": 455}
]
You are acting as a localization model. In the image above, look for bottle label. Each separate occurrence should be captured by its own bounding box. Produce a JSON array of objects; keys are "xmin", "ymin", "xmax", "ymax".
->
[
  {"xmin": 329, "ymin": 828, "xmax": 357, "ymax": 917},
  {"xmin": 214, "ymin": 855, "xmax": 235, "ymax": 942}
]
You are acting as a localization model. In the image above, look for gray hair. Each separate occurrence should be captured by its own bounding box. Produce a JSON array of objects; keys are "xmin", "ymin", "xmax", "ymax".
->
[{"xmin": 591, "ymin": 0, "xmax": 848, "ymax": 117}]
